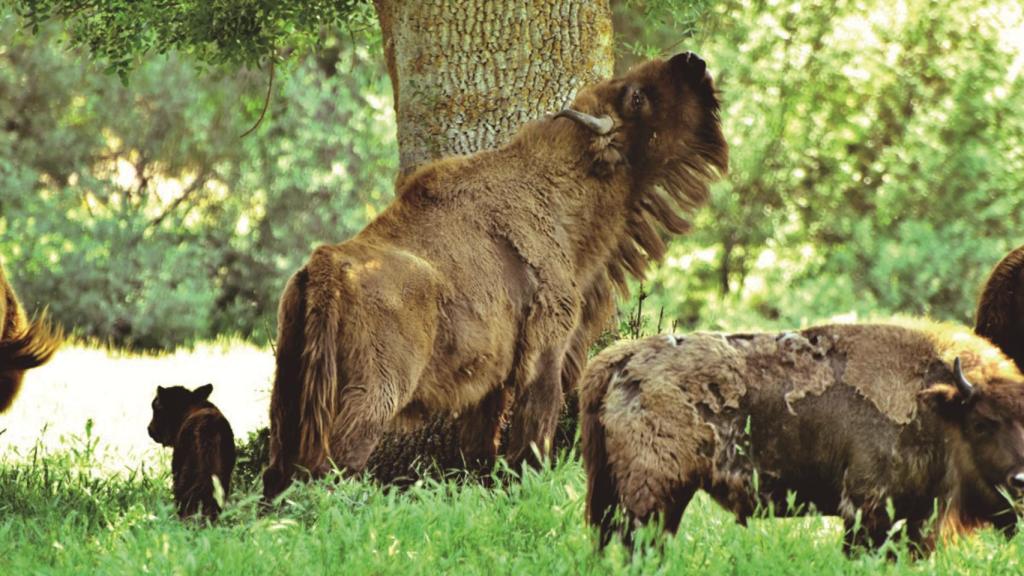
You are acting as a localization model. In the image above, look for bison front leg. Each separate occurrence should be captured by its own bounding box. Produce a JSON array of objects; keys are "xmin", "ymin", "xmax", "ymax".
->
[
  {"xmin": 505, "ymin": 347, "xmax": 566, "ymax": 468},
  {"xmin": 455, "ymin": 386, "xmax": 512, "ymax": 471},
  {"xmin": 326, "ymin": 382, "xmax": 404, "ymax": 476}
]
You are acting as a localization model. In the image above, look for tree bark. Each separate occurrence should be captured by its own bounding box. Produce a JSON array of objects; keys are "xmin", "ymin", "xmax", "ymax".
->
[
  {"xmin": 374, "ymin": 0, "xmax": 613, "ymax": 177},
  {"xmin": 364, "ymin": 0, "xmax": 613, "ymax": 483}
]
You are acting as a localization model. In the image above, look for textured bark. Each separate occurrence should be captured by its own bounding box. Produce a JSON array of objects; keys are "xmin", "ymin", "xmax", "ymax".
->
[
  {"xmin": 375, "ymin": 0, "xmax": 614, "ymax": 177},
  {"xmin": 363, "ymin": 0, "xmax": 613, "ymax": 483}
]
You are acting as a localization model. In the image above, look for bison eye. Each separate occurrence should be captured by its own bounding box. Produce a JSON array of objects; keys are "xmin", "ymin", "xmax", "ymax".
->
[
  {"xmin": 971, "ymin": 417, "xmax": 998, "ymax": 436},
  {"xmin": 631, "ymin": 88, "xmax": 646, "ymax": 111},
  {"xmin": 621, "ymin": 86, "xmax": 650, "ymax": 118}
]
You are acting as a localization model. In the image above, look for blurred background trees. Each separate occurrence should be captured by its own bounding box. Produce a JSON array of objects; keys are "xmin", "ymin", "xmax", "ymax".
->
[{"xmin": 0, "ymin": 0, "xmax": 1022, "ymax": 350}]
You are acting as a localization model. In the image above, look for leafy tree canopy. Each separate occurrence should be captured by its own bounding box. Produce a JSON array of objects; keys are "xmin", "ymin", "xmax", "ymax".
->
[{"xmin": 4, "ymin": 0, "xmax": 371, "ymax": 79}]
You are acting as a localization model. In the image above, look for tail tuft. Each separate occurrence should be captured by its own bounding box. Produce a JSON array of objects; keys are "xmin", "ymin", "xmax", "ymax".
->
[{"xmin": 0, "ymin": 310, "xmax": 63, "ymax": 412}]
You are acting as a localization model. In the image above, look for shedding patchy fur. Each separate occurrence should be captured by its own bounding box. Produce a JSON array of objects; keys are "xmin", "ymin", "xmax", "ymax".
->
[
  {"xmin": 976, "ymin": 244, "xmax": 1024, "ymax": 372},
  {"xmin": 582, "ymin": 321, "xmax": 1024, "ymax": 556},
  {"xmin": 0, "ymin": 262, "xmax": 62, "ymax": 413},
  {"xmin": 263, "ymin": 53, "xmax": 728, "ymax": 500}
]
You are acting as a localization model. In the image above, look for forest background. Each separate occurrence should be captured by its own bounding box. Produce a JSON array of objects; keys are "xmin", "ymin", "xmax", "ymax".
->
[{"xmin": 4, "ymin": 0, "xmax": 1022, "ymax": 352}]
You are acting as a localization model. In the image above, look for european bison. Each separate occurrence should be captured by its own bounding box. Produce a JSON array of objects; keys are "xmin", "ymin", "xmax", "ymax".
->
[
  {"xmin": 976, "ymin": 243, "xmax": 1024, "ymax": 372},
  {"xmin": 148, "ymin": 384, "xmax": 236, "ymax": 520},
  {"xmin": 263, "ymin": 52, "xmax": 728, "ymax": 499},
  {"xmin": 581, "ymin": 321, "xmax": 1024, "ymax": 555},
  {"xmin": 0, "ymin": 262, "xmax": 62, "ymax": 413}
]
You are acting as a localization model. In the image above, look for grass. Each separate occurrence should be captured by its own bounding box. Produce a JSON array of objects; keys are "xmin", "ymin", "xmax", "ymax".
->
[{"xmin": 4, "ymin": 343, "xmax": 1024, "ymax": 574}]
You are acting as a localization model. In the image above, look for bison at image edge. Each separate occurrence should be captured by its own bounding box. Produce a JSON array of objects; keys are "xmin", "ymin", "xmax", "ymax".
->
[
  {"xmin": 581, "ymin": 320, "xmax": 1024, "ymax": 556},
  {"xmin": 262, "ymin": 52, "xmax": 728, "ymax": 500},
  {"xmin": 975, "ymin": 243, "xmax": 1024, "ymax": 372},
  {"xmin": 0, "ymin": 261, "xmax": 62, "ymax": 413}
]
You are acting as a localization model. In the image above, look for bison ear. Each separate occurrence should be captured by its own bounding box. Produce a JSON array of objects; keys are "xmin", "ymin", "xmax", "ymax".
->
[
  {"xmin": 918, "ymin": 384, "xmax": 969, "ymax": 420},
  {"xmin": 554, "ymin": 106, "xmax": 623, "ymax": 178},
  {"xmin": 194, "ymin": 383, "xmax": 213, "ymax": 401},
  {"xmin": 587, "ymin": 135, "xmax": 626, "ymax": 178},
  {"xmin": 974, "ymin": 244, "xmax": 1024, "ymax": 372}
]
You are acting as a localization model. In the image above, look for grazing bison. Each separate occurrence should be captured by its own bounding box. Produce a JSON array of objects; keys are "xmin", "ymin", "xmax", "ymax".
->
[
  {"xmin": 976, "ymin": 244, "xmax": 1024, "ymax": 372},
  {"xmin": 0, "ymin": 262, "xmax": 62, "ymax": 413},
  {"xmin": 581, "ymin": 321, "xmax": 1024, "ymax": 555},
  {"xmin": 263, "ymin": 52, "xmax": 728, "ymax": 500},
  {"xmin": 148, "ymin": 384, "xmax": 236, "ymax": 520}
]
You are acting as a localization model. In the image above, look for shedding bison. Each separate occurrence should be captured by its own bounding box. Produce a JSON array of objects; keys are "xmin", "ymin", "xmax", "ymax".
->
[
  {"xmin": 0, "ymin": 262, "xmax": 62, "ymax": 413},
  {"xmin": 262, "ymin": 52, "xmax": 728, "ymax": 500},
  {"xmin": 581, "ymin": 321, "xmax": 1024, "ymax": 555}
]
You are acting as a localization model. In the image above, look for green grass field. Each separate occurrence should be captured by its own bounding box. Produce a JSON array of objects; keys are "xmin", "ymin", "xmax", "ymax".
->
[{"xmin": 3, "ymin": 344, "xmax": 1024, "ymax": 575}]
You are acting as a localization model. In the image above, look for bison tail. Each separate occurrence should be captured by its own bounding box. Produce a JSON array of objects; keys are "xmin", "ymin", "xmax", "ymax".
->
[
  {"xmin": 264, "ymin": 269, "xmax": 309, "ymax": 501},
  {"xmin": 0, "ymin": 311, "xmax": 63, "ymax": 413},
  {"xmin": 297, "ymin": 249, "xmax": 348, "ymax": 475},
  {"xmin": 579, "ymin": 355, "xmax": 622, "ymax": 548}
]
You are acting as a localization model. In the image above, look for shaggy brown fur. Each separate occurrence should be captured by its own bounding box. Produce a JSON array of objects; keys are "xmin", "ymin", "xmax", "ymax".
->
[
  {"xmin": 0, "ymin": 262, "xmax": 62, "ymax": 413},
  {"xmin": 976, "ymin": 244, "xmax": 1024, "ymax": 372},
  {"xmin": 582, "ymin": 321, "xmax": 1024, "ymax": 555},
  {"xmin": 263, "ymin": 52, "xmax": 728, "ymax": 500},
  {"xmin": 149, "ymin": 384, "xmax": 236, "ymax": 520}
]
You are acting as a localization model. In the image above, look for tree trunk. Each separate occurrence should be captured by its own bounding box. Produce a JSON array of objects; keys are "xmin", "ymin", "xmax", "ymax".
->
[
  {"xmin": 365, "ymin": 0, "xmax": 613, "ymax": 483},
  {"xmin": 374, "ymin": 0, "xmax": 613, "ymax": 177}
]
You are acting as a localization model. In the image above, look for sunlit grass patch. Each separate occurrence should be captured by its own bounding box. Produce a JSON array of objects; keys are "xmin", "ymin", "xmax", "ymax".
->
[{"xmin": 0, "ymin": 339, "xmax": 274, "ymax": 473}]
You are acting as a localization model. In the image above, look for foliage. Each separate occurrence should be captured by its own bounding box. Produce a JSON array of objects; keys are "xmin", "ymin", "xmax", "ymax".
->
[
  {"xmin": 4, "ymin": 0, "xmax": 373, "ymax": 79},
  {"xmin": 3, "ymin": 0, "xmax": 1024, "ymax": 349},
  {"xmin": 638, "ymin": 0, "xmax": 1024, "ymax": 333},
  {"xmin": 0, "ymin": 17, "xmax": 396, "ymax": 349}
]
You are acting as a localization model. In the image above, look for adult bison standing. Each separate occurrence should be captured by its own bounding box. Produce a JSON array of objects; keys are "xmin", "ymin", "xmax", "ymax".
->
[{"xmin": 262, "ymin": 53, "xmax": 728, "ymax": 500}]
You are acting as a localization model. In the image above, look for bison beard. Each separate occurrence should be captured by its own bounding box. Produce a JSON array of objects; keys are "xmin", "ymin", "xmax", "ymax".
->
[
  {"xmin": 976, "ymin": 243, "xmax": 1024, "ymax": 372},
  {"xmin": 0, "ymin": 262, "xmax": 62, "ymax": 413},
  {"xmin": 582, "ymin": 322, "xmax": 1024, "ymax": 555},
  {"xmin": 263, "ymin": 52, "xmax": 728, "ymax": 499}
]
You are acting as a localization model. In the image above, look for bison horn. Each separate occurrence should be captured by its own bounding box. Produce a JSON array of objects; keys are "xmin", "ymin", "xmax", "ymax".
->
[
  {"xmin": 953, "ymin": 357, "xmax": 976, "ymax": 400},
  {"xmin": 555, "ymin": 109, "xmax": 614, "ymax": 135}
]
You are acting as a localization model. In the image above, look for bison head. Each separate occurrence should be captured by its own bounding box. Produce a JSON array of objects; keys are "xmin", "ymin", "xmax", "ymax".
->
[
  {"xmin": 555, "ymin": 53, "xmax": 728, "ymax": 289},
  {"xmin": 148, "ymin": 383, "xmax": 214, "ymax": 446},
  {"xmin": 558, "ymin": 52, "xmax": 728, "ymax": 207},
  {"xmin": 922, "ymin": 358, "xmax": 1024, "ymax": 498}
]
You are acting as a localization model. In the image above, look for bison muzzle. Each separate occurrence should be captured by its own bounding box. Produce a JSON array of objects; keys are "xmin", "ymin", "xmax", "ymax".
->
[
  {"xmin": 581, "ymin": 321, "xmax": 1024, "ymax": 555},
  {"xmin": 263, "ymin": 52, "xmax": 728, "ymax": 500}
]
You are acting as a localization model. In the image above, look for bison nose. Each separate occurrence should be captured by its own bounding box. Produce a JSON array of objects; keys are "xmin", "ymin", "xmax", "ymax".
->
[
  {"xmin": 669, "ymin": 51, "xmax": 708, "ymax": 84},
  {"xmin": 1011, "ymin": 472, "xmax": 1024, "ymax": 490}
]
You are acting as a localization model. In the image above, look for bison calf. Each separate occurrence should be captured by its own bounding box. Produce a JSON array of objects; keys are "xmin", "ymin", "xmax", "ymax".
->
[
  {"xmin": 581, "ymin": 321, "xmax": 1024, "ymax": 555},
  {"xmin": 148, "ymin": 384, "xmax": 236, "ymax": 521},
  {"xmin": 0, "ymin": 262, "xmax": 62, "ymax": 412}
]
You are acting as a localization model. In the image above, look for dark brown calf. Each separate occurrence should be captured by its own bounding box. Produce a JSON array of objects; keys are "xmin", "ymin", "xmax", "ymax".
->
[{"xmin": 148, "ymin": 384, "xmax": 236, "ymax": 520}]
